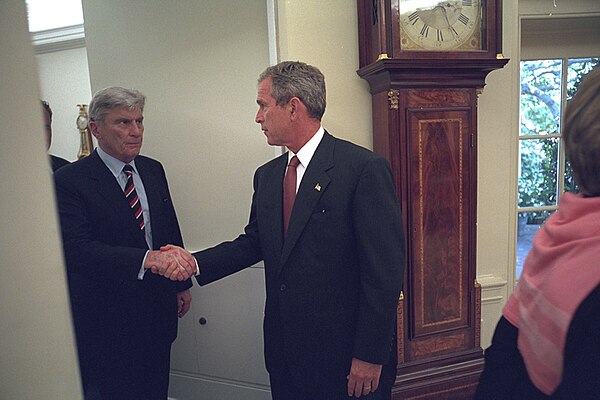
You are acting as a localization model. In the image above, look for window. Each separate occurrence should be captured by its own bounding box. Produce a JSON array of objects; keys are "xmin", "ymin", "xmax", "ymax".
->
[
  {"xmin": 26, "ymin": 0, "xmax": 83, "ymax": 32},
  {"xmin": 26, "ymin": 0, "xmax": 85, "ymax": 54},
  {"xmin": 517, "ymin": 57, "xmax": 599, "ymax": 277}
]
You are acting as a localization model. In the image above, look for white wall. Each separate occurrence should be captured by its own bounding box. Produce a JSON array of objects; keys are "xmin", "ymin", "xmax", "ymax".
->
[
  {"xmin": 276, "ymin": 0, "xmax": 373, "ymax": 149},
  {"xmin": 521, "ymin": 16, "xmax": 600, "ymax": 59},
  {"xmin": 476, "ymin": 0, "xmax": 520, "ymax": 347},
  {"xmin": 82, "ymin": 0, "xmax": 274, "ymax": 248},
  {"xmin": 82, "ymin": 1, "xmax": 273, "ymax": 398},
  {"xmin": 36, "ymin": 46, "xmax": 92, "ymax": 161},
  {"xmin": 0, "ymin": 0, "xmax": 82, "ymax": 398},
  {"xmin": 520, "ymin": 0, "xmax": 600, "ymax": 15}
]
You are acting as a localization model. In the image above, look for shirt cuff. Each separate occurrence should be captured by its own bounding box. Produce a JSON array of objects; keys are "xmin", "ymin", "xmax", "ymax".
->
[
  {"xmin": 194, "ymin": 256, "xmax": 200, "ymax": 276},
  {"xmin": 138, "ymin": 250, "xmax": 149, "ymax": 280}
]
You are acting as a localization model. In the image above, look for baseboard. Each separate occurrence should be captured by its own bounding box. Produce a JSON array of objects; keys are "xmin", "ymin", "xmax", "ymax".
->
[{"xmin": 168, "ymin": 371, "xmax": 270, "ymax": 400}]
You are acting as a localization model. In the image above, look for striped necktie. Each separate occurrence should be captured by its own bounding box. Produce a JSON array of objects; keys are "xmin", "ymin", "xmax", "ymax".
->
[{"xmin": 122, "ymin": 164, "xmax": 145, "ymax": 231}]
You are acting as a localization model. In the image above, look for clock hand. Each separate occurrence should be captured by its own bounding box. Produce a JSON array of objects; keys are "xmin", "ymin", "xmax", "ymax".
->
[
  {"xmin": 441, "ymin": 7, "xmax": 456, "ymax": 38},
  {"xmin": 417, "ymin": 5, "xmax": 446, "ymax": 29}
]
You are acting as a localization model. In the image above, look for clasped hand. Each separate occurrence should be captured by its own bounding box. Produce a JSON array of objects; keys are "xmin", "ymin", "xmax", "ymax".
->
[{"xmin": 144, "ymin": 245, "xmax": 196, "ymax": 281}]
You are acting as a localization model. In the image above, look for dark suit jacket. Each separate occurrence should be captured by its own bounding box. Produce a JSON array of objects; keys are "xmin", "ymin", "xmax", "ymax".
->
[
  {"xmin": 54, "ymin": 150, "xmax": 191, "ymax": 363},
  {"xmin": 476, "ymin": 285, "xmax": 600, "ymax": 399},
  {"xmin": 195, "ymin": 132, "xmax": 405, "ymax": 392},
  {"xmin": 50, "ymin": 154, "xmax": 70, "ymax": 172}
]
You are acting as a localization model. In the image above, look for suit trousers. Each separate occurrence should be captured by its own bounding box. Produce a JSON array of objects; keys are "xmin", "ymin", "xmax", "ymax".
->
[
  {"xmin": 269, "ymin": 361, "xmax": 395, "ymax": 400},
  {"xmin": 94, "ymin": 337, "xmax": 172, "ymax": 400}
]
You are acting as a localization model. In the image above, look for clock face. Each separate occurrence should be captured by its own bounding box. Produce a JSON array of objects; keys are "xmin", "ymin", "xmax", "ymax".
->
[
  {"xmin": 76, "ymin": 115, "xmax": 89, "ymax": 130},
  {"xmin": 399, "ymin": 0, "xmax": 484, "ymax": 51}
]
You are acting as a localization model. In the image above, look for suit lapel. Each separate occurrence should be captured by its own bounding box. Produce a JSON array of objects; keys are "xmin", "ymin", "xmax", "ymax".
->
[
  {"xmin": 136, "ymin": 157, "xmax": 164, "ymax": 250},
  {"xmin": 280, "ymin": 132, "xmax": 334, "ymax": 267},
  {"xmin": 263, "ymin": 154, "xmax": 288, "ymax": 262}
]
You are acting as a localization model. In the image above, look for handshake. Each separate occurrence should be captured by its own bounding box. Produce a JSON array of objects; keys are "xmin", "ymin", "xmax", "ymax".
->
[{"xmin": 144, "ymin": 244, "xmax": 197, "ymax": 281}]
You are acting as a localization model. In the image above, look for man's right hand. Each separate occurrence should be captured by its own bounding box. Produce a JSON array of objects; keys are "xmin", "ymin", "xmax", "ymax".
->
[{"xmin": 144, "ymin": 245, "xmax": 196, "ymax": 281}]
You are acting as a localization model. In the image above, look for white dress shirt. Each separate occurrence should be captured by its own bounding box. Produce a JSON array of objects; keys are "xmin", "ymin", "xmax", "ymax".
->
[{"xmin": 287, "ymin": 126, "xmax": 325, "ymax": 192}]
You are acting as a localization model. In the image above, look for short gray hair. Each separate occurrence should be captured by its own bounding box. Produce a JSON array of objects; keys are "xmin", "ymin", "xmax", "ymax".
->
[
  {"xmin": 563, "ymin": 67, "xmax": 600, "ymax": 196},
  {"xmin": 88, "ymin": 87, "xmax": 146, "ymax": 122},
  {"xmin": 258, "ymin": 61, "xmax": 326, "ymax": 121}
]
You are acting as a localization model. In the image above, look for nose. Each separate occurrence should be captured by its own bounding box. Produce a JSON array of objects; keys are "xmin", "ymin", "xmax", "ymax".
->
[
  {"xmin": 255, "ymin": 109, "xmax": 263, "ymax": 124},
  {"xmin": 130, "ymin": 121, "xmax": 142, "ymax": 136}
]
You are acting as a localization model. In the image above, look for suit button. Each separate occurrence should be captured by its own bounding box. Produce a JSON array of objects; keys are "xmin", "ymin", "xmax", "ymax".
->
[{"xmin": 280, "ymin": 284, "xmax": 286, "ymax": 291}]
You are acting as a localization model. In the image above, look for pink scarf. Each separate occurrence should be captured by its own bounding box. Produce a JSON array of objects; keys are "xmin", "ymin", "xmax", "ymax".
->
[{"xmin": 503, "ymin": 192, "xmax": 600, "ymax": 395}]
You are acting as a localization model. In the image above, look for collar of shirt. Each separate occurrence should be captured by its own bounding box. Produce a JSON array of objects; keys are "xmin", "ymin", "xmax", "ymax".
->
[
  {"xmin": 96, "ymin": 146, "xmax": 139, "ymax": 187},
  {"xmin": 288, "ymin": 126, "xmax": 324, "ymax": 190}
]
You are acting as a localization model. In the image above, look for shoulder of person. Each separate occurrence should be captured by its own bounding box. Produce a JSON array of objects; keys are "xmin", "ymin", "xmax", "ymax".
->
[
  {"xmin": 565, "ymin": 284, "xmax": 600, "ymax": 343},
  {"xmin": 328, "ymin": 133, "xmax": 388, "ymax": 168},
  {"xmin": 135, "ymin": 154, "xmax": 168, "ymax": 176},
  {"xmin": 54, "ymin": 152, "xmax": 95, "ymax": 181},
  {"xmin": 257, "ymin": 151, "xmax": 288, "ymax": 173},
  {"xmin": 135, "ymin": 154, "xmax": 161, "ymax": 167},
  {"xmin": 557, "ymin": 284, "xmax": 600, "ymax": 398},
  {"xmin": 50, "ymin": 154, "xmax": 70, "ymax": 171}
]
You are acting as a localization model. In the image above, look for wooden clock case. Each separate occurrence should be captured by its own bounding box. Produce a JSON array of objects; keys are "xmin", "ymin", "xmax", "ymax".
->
[{"xmin": 357, "ymin": 1, "xmax": 508, "ymax": 398}]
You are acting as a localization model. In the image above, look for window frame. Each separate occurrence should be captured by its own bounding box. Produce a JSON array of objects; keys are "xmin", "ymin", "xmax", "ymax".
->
[{"xmin": 516, "ymin": 57, "xmax": 598, "ymax": 279}]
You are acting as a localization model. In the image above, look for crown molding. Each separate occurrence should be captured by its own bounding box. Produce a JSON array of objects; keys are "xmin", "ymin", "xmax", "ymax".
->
[{"xmin": 31, "ymin": 24, "xmax": 85, "ymax": 55}]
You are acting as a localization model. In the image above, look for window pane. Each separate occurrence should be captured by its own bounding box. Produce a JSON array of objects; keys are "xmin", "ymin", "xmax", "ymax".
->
[
  {"xmin": 564, "ymin": 160, "xmax": 579, "ymax": 194},
  {"xmin": 519, "ymin": 138, "xmax": 559, "ymax": 207},
  {"xmin": 520, "ymin": 60, "xmax": 562, "ymax": 137},
  {"xmin": 567, "ymin": 58, "xmax": 600, "ymax": 99},
  {"xmin": 518, "ymin": 57, "xmax": 600, "ymax": 281},
  {"xmin": 516, "ymin": 210, "xmax": 554, "ymax": 279}
]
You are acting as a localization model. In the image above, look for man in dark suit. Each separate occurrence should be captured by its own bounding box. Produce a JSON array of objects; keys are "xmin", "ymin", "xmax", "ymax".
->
[
  {"xmin": 162, "ymin": 61, "xmax": 405, "ymax": 399},
  {"xmin": 54, "ymin": 87, "xmax": 197, "ymax": 400},
  {"xmin": 41, "ymin": 100, "xmax": 70, "ymax": 172}
]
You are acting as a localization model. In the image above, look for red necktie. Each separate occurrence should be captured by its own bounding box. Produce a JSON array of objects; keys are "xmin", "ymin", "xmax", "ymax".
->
[
  {"xmin": 123, "ymin": 164, "xmax": 145, "ymax": 231},
  {"xmin": 283, "ymin": 155, "xmax": 300, "ymax": 237}
]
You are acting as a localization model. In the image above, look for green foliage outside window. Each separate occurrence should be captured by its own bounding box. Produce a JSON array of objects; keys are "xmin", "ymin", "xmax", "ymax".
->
[{"xmin": 518, "ymin": 58, "xmax": 599, "ymax": 223}]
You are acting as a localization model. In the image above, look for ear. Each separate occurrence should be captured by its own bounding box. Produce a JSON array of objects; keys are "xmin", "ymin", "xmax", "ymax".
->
[
  {"xmin": 89, "ymin": 120, "xmax": 101, "ymax": 140},
  {"xmin": 289, "ymin": 97, "xmax": 302, "ymax": 120}
]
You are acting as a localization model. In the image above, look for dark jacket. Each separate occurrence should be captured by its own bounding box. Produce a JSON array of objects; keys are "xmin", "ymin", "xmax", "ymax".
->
[
  {"xmin": 54, "ymin": 150, "xmax": 191, "ymax": 370},
  {"xmin": 195, "ymin": 132, "xmax": 405, "ymax": 393},
  {"xmin": 476, "ymin": 285, "xmax": 600, "ymax": 399}
]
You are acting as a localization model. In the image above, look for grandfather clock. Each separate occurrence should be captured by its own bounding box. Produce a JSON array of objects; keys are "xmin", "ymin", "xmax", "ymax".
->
[
  {"xmin": 357, "ymin": 1, "xmax": 508, "ymax": 398},
  {"xmin": 76, "ymin": 104, "xmax": 93, "ymax": 159}
]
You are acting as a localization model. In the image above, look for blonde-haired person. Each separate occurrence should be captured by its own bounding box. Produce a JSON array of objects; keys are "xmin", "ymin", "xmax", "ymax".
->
[{"xmin": 476, "ymin": 67, "xmax": 600, "ymax": 399}]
